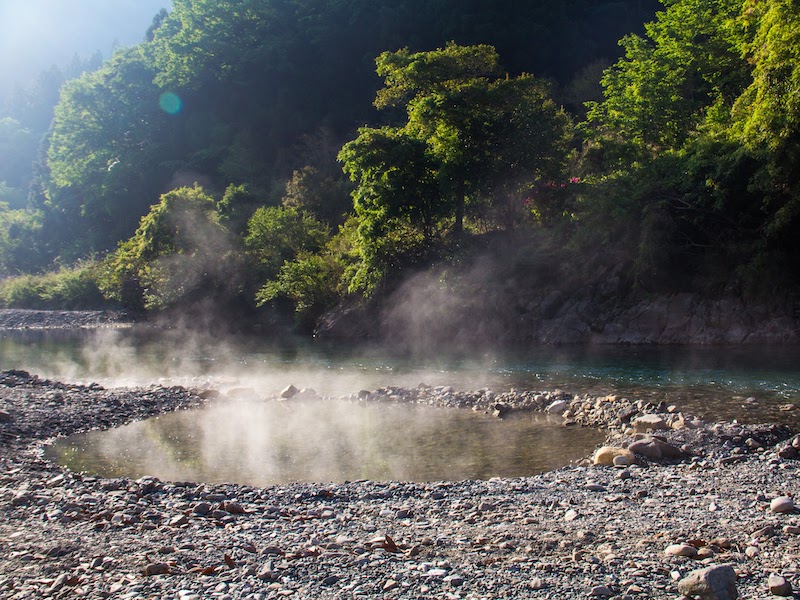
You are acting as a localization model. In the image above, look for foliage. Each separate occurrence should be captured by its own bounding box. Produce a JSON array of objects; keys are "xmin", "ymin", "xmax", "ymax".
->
[
  {"xmin": 732, "ymin": 0, "xmax": 800, "ymax": 245},
  {"xmin": 576, "ymin": 0, "xmax": 800, "ymax": 295},
  {"xmin": 0, "ymin": 209, "xmax": 46, "ymax": 275},
  {"xmin": 245, "ymin": 206, "xmax": 330, "ymax": 279},
  {"xmin": 35, "ymin": 0, "xmax": 658, "ymax": 267},
  {"xmin": 340, "ymin": 43, "xmax": 572, "ymax": 293},
  {"xmin": 98, "ymin": 186, "xmax": 239, "ymax": 310},
  {"xmin": 0, "ymin": 261, "xmax": 108, "ymax": 310},
  {"xmin": 282, "ymin": 166, "xmax": 353, "ymax": 226},
  {"xmin": 585, "ymin": 0, "xmax": 750, "ymax": 156},
  {"xmin": 47, "ymin": 47, "xmax": 177, "ymax": 251},
  {"xmin": 257, "ymin": 251, "xmax": 345, "ymax": 330}
]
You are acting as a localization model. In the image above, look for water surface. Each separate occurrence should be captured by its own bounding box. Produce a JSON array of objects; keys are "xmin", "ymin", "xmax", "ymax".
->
[
  {"xmin": 7, "ymin": 327, "xmax": 799, "ymax": 483},
  {"xmin": 46, "ymin": 399, "xmax": 604, "ymax": 485}
]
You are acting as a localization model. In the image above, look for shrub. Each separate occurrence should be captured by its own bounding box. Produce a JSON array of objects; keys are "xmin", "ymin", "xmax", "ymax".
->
[{"xmin": 0, "ymin": 261, "xmax": 108, "ymax": 309}]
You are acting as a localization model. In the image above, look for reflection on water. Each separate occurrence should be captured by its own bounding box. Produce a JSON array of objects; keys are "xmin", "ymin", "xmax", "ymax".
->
[{"xmin": 46, "ymin": 399, "xmax": 605, "ymax": 485}]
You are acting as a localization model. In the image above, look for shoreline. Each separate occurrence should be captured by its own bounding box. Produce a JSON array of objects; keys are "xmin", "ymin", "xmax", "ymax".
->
[
  {"xmin": 1, "ymin": 370, "xmax": 799, "ymax": 598},
  {"xmin": 0, "ymin": 309, "xmax": 135, "ymax": 331}
]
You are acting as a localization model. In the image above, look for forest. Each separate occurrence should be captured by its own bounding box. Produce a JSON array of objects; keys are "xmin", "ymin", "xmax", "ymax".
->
[{"xmin": 1, "ymin": 0, "xmax": 798, "ymax": 335}]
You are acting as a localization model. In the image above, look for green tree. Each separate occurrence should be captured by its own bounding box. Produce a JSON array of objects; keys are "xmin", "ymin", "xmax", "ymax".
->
[
  {"xmin": 733, "ymin": 0, "xmax": 800, "ymax": 242},
  {"xmin": 340, "ymin": 43, "xmax": 571, "ymax": 292},
  {"xmin": 585, "ymin": 0, "xmax": 749, "ymax": 157},
  {"xmin": 47, "ymin": 47, "xmax": 176, "ymax": 252},
  {"xmin": 99, "ymin": 186, "xmax": 238, "ymax": 309},
  {"xmin": 244, "ymin": 205, "xmax": 330, "ymax": 279}
]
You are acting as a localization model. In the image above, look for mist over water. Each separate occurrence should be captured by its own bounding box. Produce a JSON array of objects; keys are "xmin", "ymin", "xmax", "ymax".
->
[
  {"xmin": 47, "ymin": 399, "xmax": 605, "ymax": 485},
  {"xmin": 5, "ymin": 326, "xmax": 800, "ymax": 483},
  {"xmin": 3, "ymin": 327, "xmax": 800, "ymax": 412}
]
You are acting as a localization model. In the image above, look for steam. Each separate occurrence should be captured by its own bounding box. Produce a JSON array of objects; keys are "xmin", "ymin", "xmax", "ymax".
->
[
  {"xmin": 47, "ymin": 398, "xmax": 603, "ymax": 485},
  {"xmin": 379, "ymin": 254, "xmax": 530, "ymax": 357}
]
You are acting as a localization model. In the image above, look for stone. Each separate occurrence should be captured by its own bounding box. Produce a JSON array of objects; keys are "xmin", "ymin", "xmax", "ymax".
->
[
  {"xmin": 593, "ymin": 446, "xmax": 636, "ymax": 466},
  {"xmin": 192, "ymin": 502, "xmax": 212, "ymax": 516},
  {"xmin": 546, "ymin": 400, "xmax": 568, "ymax": 415},
  {"xmin": 632, "ymin": 414, "xmax": 668, "ymax": 433},
  {"xmin": 783, "ymin": 525, "xmax": 800, "ymax": 535},
  {"xmin": 613, "ymin": 455, "xmax": 632, "ymax": 467},
  {"xmin": 0, "ymin": 408, "xmax": 12, "ymax": 422},
  {"xmin": 768, "ymin": 574, "xmax": 792, "ymax": 596},
  {"xmin": 383, "ymin": 580, "xmax": 399, "ymax": 592},
  {"xmin": 629, "ymin": 437, "xmax": 684, "ymax": 460},
  {"xmin": 589, "ymin": 585, "xmax": 614, "ymax": 596},
  {"xmin": 280, "ymin": 384, "xmax": 299, "ymax": 399},
  {"xmin": 677, "ymin": 565, "xmax": 737, "ymax": 600},
  {"xmin": 48, "ymin": 573, "xmax": 69, "ymax": 594},
  {"xmin": 144, "ymin": 562, "xmax": 170, "ymax": 576},
  {"xmin": 665, "ymin": 543, "xmax": 698, "ymax": 558},
  {"xmin": 169, "ymin": 515, "xmax": 189, "ymax": 527},
  {"xmin": 770, "ymin": 496, "xmax": 795, "ymax": 514}
]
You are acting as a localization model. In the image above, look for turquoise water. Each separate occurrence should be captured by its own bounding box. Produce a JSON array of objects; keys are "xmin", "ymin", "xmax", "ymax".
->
[
  {"xmin": 2, "ymin": 327, "xmax": 799, "ymax": 426},
  {"xmin": 4, "ymin": 327, "xmax": 798, "ymax": 483}
]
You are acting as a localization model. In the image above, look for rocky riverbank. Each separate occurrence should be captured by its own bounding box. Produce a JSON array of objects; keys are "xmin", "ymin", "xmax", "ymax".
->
[
  {"xmin": 0, "ymin": 309, "xmax": 134, "ymax": 330},
  {"xmin": 1, "ymin": 370, "xmax": 799, "ymax": 599}
]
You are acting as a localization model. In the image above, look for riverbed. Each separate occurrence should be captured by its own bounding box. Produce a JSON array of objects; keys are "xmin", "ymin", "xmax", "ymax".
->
[
  {"xmin": 1, "ymin": 312, "xmax": 800, "ymax": 598},
  {"xmin": 1, "ymin": 368, "xmax": 799, "ymax": 599}
]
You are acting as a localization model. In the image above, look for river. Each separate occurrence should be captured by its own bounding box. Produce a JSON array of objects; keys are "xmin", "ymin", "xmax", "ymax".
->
[{"xmin": 3, "ymin": 326, "xmax": 799, "ymax": 484}]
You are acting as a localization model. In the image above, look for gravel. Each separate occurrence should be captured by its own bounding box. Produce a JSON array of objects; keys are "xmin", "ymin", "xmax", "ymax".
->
[
  {"xmin": 1, "ymin": 367, "xmax": 799, "ymax": 599},
  {"xmin": 0, "ymin": 309, "xmax": 133, "ymax": 330}
]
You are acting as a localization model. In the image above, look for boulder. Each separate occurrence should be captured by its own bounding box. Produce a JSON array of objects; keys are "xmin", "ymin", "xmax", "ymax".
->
[
  {"xmin": 629, "ymin": 437, "xmax": 684, "ymax": 461},
  {"xmin": 678, "ymin": 565, "xmax": 738, "ymax": 600},
  {"xmin": 592, "ymin": 446, "xmax": 635, "ymax": 466},
  {"xmin": 632, "ymin": 414, "xmax": 668, "ymax": 433}
]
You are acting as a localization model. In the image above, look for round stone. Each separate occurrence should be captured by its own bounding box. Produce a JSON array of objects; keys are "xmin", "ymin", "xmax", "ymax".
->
[{"xmin": 770, "ymin": 496, "xmax": 795, "ymax": 514}]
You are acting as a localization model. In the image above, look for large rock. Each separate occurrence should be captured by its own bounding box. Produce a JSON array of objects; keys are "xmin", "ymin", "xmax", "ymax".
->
[
  {"xmin": 592, "ymin": 446, "xmax": 635, "ymax": 466},
  {"xmin": 628, "ymin": 437, "xmax": 684, "ymax": 461},
  {"xmin": 678, "ymin": 565, "xmax": 737, "ymax": 600},
  {"xmin": 632, "ymin": 414, "xmax": 668, "ymax": 433}
]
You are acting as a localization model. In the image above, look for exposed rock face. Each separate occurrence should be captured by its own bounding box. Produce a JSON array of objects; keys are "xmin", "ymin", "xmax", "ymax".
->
[{"xmin": 317, "ymin": 288, "xmax": 800, "ymax": 346}]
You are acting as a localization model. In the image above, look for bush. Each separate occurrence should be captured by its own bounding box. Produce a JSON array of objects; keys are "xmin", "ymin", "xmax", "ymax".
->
[{"xmin": 0, "ymin": 261, "xmax": 109, "ymax": 309}]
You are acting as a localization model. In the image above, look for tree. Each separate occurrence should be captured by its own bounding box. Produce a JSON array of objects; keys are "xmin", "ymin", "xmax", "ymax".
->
[
  {"xmin": 99, "ymin": 186, "xmax": 239, "ymax": 309},
  {"xmin": 339, "ymin": 43, "xmax": 571, "ymax": 292},
  {"xmin": 733, "ymin": 0, "xmax": 800, "ymax": 242},
  {"xmin": 244, "ymin": 205, "xmax": 330, "ymax": 279},
  {"xmin": 585, "ymin": 0, "xmax": 749, "ymax": 156},
  {"xmin": 47, "ymin": 47, "xmax": 177, "ymax": 252}
]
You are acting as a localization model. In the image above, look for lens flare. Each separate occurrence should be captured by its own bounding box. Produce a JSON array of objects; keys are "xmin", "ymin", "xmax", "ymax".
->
[{"xmin": 159, "ymin": 92, "xmax": 182, "ymax": 115}]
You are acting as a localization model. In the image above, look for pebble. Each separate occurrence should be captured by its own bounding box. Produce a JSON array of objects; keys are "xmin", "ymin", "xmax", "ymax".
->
[
  {"xmin": 770, "ymin": 496, "xmax": 795, "ymax": 514},
  {"xmin": 589, "ymin": 584, "xmax": 614, "ymax": 596},
  {"xmin": 768, "ymin": 574, "xmax": 793, "ymax": 596},
  {"xmin": 665, "ymin": 544, "xmax": 698, "ymax": 558}
]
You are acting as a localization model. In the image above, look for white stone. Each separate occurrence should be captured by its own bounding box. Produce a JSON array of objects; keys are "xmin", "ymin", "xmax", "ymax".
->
[{"xmin": 770, "ymin": 496, "xmax": 795, "ymax": 514}]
